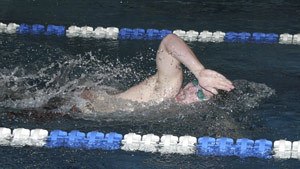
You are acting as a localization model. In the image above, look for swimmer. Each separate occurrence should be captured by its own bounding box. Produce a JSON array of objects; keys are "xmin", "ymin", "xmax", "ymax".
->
[{"xmin": 81, "ymin": 34, "xmax": 234, "ymax": 105}]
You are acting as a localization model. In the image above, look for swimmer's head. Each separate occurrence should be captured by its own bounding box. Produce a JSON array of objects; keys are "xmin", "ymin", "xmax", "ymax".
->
[
  {"xmin": 175, "ymin": 80, "xmax": 208, "ymax": 104},
  {"xmin": 175, "ymin": 80, "xmax": 209, "ymax": 104}
]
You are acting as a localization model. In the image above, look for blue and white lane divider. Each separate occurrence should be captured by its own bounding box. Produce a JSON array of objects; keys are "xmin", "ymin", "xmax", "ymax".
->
[
  {"xmin": 0, "ymin": 22, "xmax": 300, "ymax": 45},
  {"xmin": 0, "ymin": 127, "xmax": 299, "ymax": 159}
]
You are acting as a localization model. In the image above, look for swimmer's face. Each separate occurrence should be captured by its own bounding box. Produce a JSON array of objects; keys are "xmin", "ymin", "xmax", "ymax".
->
[{"xmin": 175, "ymin": 82, "xmax": 199, "ymax": 104}]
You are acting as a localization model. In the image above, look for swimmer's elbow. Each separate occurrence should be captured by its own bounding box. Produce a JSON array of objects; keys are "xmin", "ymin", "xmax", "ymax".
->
[
  {"xmin": 161, "ymin": 34, "xmax": 183, "ymax": 52},
  {"xmin": 162, "ymin": 34, "xmax": 179, "ymax": 45}
]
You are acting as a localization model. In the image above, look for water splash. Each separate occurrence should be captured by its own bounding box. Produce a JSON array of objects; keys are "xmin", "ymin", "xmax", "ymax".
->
[{"xmin": 0, "ymin": 51, "xmax": 141, "ymax": 112}]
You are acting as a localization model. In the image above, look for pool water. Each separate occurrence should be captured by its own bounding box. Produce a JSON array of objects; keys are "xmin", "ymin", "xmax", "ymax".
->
[{"xmin": 0, "ymin": 0, "xmax": 300, "ymax": 168}]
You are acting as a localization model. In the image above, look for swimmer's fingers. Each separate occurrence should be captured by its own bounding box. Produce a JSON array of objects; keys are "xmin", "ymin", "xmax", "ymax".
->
[
  {"xmin": 199, "ymin": 69, "xmax": 233, "ymax": 87},
  {"xmin": 204, "ymin": 69, "xmax": 226, "ymax": 79},
  {"xmin": 219, "ymin": 77, "xmax": 233, "ymax": 87},
  {"xmin": 215, "ymin": 81, "xmax": 235, "ymax": 91},
  {"xmin": 213, "ymin": 72, "xmax": 227, "ymax": 79},
  {"xmin": 204, "ymin": 69, "xmax": 233, "ymax": 84},
  {"xmin": 205, "ymin": 75, "xmax": 233, "ymax": 91},
  {"xmin": 214, "ymin": 73, "xmax": 234, "ymax": 86}
]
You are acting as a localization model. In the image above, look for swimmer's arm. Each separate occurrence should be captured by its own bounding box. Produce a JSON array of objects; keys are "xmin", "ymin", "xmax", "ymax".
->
[
  {"xmin": 157, "ymin": 34, "xmax": 205, "ymax": 82},
  {"xmin": 158, "ymin": 34, "xmax": 234, "ymax": 95},
  {"xmin": 117, "ymin": 34, "xmax": 234, "ymax": 102},
  {"xmin": 115, "ymin": 34, "xmax": 204, "ymax": 101}
]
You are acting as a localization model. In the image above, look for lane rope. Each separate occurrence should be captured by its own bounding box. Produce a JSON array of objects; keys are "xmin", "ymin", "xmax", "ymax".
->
[
  {"xmin": 0, "ymin": 22, "xmax": 300, "ymax": 45},
  {"xmin": 0, "ymin": 127, "xmax": 299, "ymax": 159}
]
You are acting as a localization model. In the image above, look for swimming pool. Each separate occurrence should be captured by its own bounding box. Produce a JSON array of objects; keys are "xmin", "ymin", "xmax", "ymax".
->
[{"xmin": 0, "ymin": 0, "xmax": 299, "ymax": 168}]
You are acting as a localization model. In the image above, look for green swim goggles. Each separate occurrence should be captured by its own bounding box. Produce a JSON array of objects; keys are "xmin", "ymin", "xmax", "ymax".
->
[{"xmin": 192, "ymin": 79, "xmax": 206, "ymax": 101}]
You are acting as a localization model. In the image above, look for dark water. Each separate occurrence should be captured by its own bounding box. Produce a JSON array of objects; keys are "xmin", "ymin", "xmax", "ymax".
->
[{"xmin": 0, "ymin": 0, "xmax": 299, "ymax": 168}]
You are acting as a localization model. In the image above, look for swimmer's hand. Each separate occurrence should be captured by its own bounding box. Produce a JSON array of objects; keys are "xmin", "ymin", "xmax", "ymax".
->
[{"xmin": 196, "ymin": 69, "xmax": 235, "ymax": 98}]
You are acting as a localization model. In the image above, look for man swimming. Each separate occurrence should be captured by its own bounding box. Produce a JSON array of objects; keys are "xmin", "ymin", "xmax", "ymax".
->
[{"xmin": 80, "ymin": 34, "xmax": 234, "ymax": 106}]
